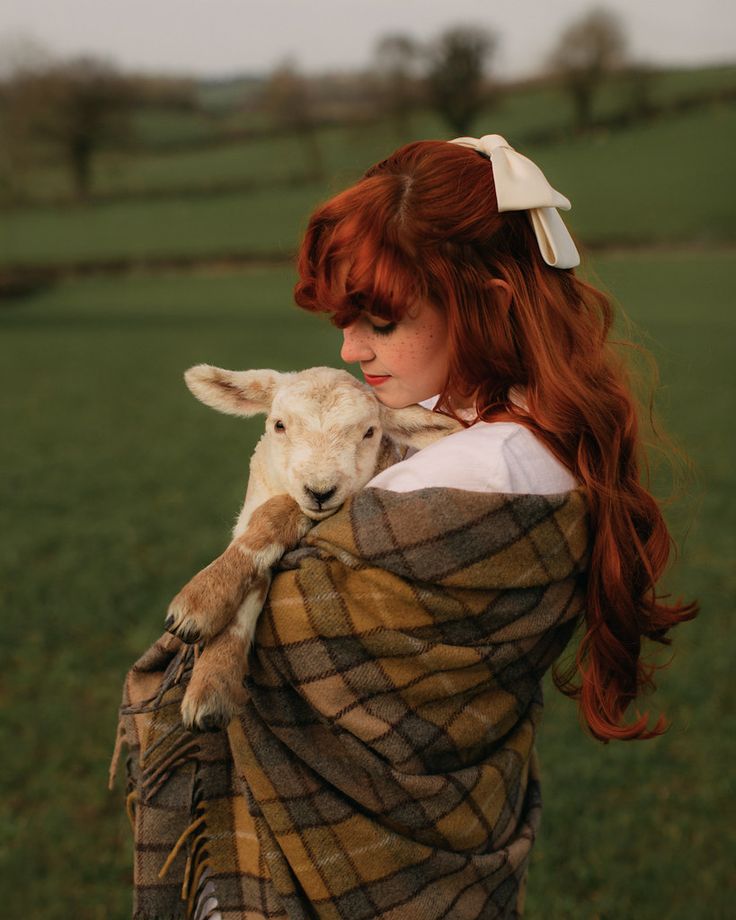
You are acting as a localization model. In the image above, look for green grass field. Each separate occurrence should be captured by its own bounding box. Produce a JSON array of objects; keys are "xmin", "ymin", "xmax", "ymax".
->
[{"xmin": 0, "ymin": 249, "xmax": 732, "ymax": 917}]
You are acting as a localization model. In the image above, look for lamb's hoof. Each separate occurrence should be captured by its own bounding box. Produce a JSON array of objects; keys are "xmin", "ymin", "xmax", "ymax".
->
[
  {"xmin": 181, "ymin": 703, "xmax": 230, "ymax": 734},
  {"xmin": 181, "ymin": 686, "xmax": 238, "ymax": 734},
  {"xmin": 164, "ymin": 612, "xmax": 200, "ymax": 643},
  {"xmin": 165, "ymin": 596, "xmax": 206, "ymax": 644},
  {"xmin": 198, "ymin": 714, "xmax": 228, "ymax": 734},
  {"xmin": 166, "ymin": 564, "xmax": 242, "ymax": 643},
  {"xmin": 166, "ymin": 621, "xmax": 201, "ymax": 645}
]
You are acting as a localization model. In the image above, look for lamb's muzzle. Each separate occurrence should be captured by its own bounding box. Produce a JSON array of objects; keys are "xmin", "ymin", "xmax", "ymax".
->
[
  {"xmin": 305, "ymin": 485, "xmax": 337, "ymax": 505},
  {"xmin": 303, "ymin": 484, "xmax": 339, "ymax": 516}
]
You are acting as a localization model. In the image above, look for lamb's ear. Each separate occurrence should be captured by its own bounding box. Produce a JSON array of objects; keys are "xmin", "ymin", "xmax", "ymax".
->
[
  {"xmin": 379, "ymin": 403, "xmax": 463, "ymax": 449},
  {"xmin": 184, "ymin": 365, "xmax": 285, "ymax": 417}
]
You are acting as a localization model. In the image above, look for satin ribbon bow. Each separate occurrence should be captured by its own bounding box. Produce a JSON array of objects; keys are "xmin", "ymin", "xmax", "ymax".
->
[{"xmin": 449, "ymin": 133, "xmax": 580, "ymax": 269}]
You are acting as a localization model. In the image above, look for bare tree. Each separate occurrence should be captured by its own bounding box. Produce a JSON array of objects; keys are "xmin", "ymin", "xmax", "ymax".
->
[
  {"xmin": 425, "ymin": 25, "xmax": 498, "ymax": 136},
  {"xmin": 373, "ymin": 33, "xmax": 424, "ymax": 139},
  {"xmin": 621, "ymin": 60, "xmax": 658, "ymax": 121},
  {"xmin": 47, "ymin": 58, "xmax": 135, "ymax": 200},
  {"xmin": 259, "ymin": 58, "xmax": 324, "ymax": 181},
  {"xmin": 1, "ymin": 53, "xmax": 135, "ymax": 201},
  {"xmin": 546, "ymin": 7, "xmax": 628, "ymax": 131},
  {"xmin": 0, "ymin": 33, "xmax": 55, "ymax": 202}
]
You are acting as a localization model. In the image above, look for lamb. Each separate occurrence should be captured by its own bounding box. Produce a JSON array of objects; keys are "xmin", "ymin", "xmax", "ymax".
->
[{"xmin": 165, "ymin": 364, "xmax": 463, "ymax": 732}]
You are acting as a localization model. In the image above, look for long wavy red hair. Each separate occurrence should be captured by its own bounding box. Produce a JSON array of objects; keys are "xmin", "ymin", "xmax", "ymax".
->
[{"xmin": 293, "ymin": 139, "xmax": 698, "ymax": 743}]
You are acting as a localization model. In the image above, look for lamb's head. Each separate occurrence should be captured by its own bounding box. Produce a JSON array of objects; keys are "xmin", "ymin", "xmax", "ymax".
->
[{"xmin": 184, "ymin": 364, "xmax": 462, "ymax": 520}]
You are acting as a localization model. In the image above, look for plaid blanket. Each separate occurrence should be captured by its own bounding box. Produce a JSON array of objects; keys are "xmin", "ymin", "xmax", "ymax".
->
[{"xmin": 111, "ymin": 486, "xmax": 589, "ymax": 919}]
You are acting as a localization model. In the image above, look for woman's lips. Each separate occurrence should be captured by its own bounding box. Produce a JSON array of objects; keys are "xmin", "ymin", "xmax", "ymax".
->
[{"xmin": 363, "ymin": 373, "xmax": 391, "ymax": 386}]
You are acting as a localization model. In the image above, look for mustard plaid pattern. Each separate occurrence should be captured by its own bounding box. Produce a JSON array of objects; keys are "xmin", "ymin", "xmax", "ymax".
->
[{"xmin": 112, "ymin": 486, "xmax": 589, "ymax": 919}]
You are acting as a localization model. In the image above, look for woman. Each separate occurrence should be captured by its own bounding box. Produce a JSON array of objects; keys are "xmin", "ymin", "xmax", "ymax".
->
[{"xmin": 113, "ymin": 134, "xmax": 697, "ymax": 919}]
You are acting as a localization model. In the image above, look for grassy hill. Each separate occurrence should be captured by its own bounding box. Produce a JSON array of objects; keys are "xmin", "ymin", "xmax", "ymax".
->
[
  {"xmin": 1, "ymin": 105, "xmax": 734, "ymax": 273},
  {"xmin": 1, "ymin": 64, "xmax": 734, "ymax": 276}
]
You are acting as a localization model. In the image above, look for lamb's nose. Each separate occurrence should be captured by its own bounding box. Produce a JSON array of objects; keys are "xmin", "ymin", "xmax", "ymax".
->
[{"xmin": 305, "ymin": 485, "xmax": 337, "ymax": 505}]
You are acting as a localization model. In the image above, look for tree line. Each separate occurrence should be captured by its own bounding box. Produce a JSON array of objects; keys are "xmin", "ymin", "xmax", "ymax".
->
[{"xmin": 0, "ymin": 8, "xmax": 720, "ymax": 202}]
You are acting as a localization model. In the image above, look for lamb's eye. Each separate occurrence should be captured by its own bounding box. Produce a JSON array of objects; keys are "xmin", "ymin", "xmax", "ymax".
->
[
  {"xmin": 363, "ymin": 426, "xmax": 375, "ymax": 439},
  {"xmin": 274, "ymin": 420, "xmax": 286, "ymax": 432}
]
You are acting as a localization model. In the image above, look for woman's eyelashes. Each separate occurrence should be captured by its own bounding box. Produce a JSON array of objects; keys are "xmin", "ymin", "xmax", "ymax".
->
[{"xmin": 370, "ymin": 321, "xmax": 397, "ymax": 335}]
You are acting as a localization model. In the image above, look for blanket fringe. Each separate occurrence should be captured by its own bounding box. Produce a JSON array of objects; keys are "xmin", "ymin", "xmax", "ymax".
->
[
  {"xmin": 142, "ymin": 737, "xmax": 201, "ymax": 800},
  {"xmin": 158, "ymin": 813, "xmax": 206, "ymax": 880},
  {"xmin": 125, "ymin": 790, "xmax": 138, "ymax": 832},
  {"xmin": 140, "ymin": 718, "xmax": 188, "ymax": 767},
  {"xmin": 182, "ymin": 794, "xmax": 221, "ymax": 920},
  {"xmin": 155, "ymin": 778, "xmax": 222, "ymax": 918},
  {"xmin": 114, "ymin": 638, "xmax": 226, "ymax": 915},
  {"xmin": 187, "ymin": 857, "xmax": 215, "ymax": 919},
  {"xmin": 108, "ymin": 720, "xmax": 126, "ymax": 790}
]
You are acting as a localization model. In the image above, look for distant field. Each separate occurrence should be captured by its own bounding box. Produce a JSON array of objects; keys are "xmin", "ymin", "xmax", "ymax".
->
[
  {"xmin": 2, "ymin": 103, "xmax": 735, "ymax": 269},
  {"xmin": 527, "ymin": 102, "xmax": 735, "ymax": 246},
  {"xmin": 0, "ymin": 251, "xmax": 732, "ymax": 917},
  {"xmin": 15, "ymin": 128, "xmax": 325, "ymax": 202},
  {"xmin": 130, "ymin": 106, "xmax": 215, "ymax": 148},
  {"xmin": 4, "ymin": 64, "xmax": 734, "ymax": 208},
  {"xmin": 0, "ymin": 180, "xmax": 322, "ymax": 264},
  {"xmin": 650, "ymin": 63, "xmax": 736, "ymax": 96}
]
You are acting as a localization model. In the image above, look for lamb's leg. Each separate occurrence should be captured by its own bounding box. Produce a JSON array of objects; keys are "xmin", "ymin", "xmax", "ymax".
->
[
  {"xmin": 180, "ymin": 574, "xmax": 271, "ymax": 732},
  {"xmin": 166, "ymin": 494, "xmax": 312, "ymax": 643}
]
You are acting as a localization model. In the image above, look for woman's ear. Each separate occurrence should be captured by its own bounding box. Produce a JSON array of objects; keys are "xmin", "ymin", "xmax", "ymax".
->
[{"xmin": 489, "ymin": 278, "xmax": 513, "ymax": 314}]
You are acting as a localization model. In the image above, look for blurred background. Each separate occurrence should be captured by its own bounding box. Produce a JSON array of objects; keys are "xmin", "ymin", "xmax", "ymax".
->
[{"xmin": 0, "ymin": 1, "xmax": 733, "ymax": 916}]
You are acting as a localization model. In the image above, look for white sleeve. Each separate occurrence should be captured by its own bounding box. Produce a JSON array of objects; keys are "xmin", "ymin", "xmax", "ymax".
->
[{"xmin": 367, "ymin": 423, "xmax": 577, "ymax": 495}]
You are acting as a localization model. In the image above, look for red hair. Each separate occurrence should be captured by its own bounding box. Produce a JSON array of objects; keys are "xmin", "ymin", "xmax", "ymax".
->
[{"xmin": 293, "ymin": 139, "xmax": 698, "ymax": 743}]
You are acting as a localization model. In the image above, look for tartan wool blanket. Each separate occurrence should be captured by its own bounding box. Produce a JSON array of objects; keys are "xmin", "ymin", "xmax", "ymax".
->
[{"xmin": 111, "ymin": 486, "xmax": 589, "ymax": 920}]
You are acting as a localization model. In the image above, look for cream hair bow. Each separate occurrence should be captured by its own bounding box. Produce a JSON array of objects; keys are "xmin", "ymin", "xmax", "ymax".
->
[{"xmin": 449, "ymin": 133, "xmax": 580, "ymax": 269}]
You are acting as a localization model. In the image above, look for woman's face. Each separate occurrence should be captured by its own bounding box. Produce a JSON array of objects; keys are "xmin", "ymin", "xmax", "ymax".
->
[{"xmin": 339, "ymin": 300, "xmax": 451, "ymax": 409}]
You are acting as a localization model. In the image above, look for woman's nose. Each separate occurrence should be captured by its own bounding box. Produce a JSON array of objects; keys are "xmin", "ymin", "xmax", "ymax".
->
[{"xmin": 340, "ymin": 325, "xmax": 374, "ymax": 364}]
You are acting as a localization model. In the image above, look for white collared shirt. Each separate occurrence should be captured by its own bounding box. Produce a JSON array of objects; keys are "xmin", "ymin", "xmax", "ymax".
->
[{"xmin": 367, "ymin": 391, "xmax": 578, "ymax": 495}]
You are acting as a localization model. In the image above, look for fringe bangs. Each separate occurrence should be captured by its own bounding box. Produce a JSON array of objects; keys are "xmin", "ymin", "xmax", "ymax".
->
[{"xmin": 295, "ymin": 180, "xmax": 426, "ymax": 329}]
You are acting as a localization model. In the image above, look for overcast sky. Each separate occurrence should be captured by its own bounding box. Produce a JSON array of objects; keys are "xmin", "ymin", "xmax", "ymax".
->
[{"xmin": 1, "ymin": 0, "xmax": 734, "ymax": 80}]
